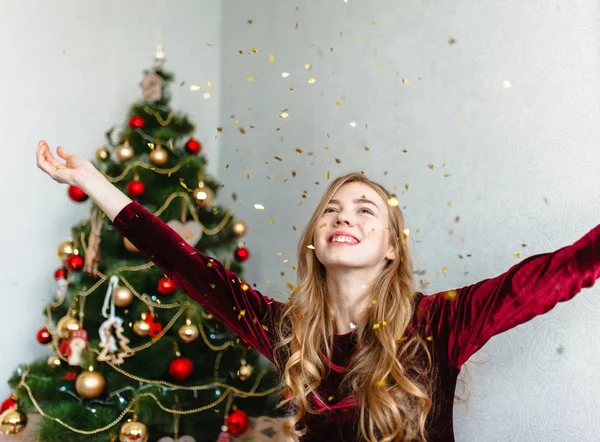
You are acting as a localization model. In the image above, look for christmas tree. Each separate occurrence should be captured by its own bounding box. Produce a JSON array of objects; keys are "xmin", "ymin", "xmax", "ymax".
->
[{"xmin": 3, "ymin": 45, "xmax": 284, "ymax": 442}]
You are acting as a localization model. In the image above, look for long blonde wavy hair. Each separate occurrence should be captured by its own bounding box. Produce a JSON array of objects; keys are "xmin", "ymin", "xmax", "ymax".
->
[{"xmin": 273, "ymin": 172, "xmax": 439, "ymax": 442}]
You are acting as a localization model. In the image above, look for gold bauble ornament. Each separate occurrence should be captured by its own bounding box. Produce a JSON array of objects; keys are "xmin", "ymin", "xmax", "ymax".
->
[
  {"xmin": 56, "ymin": 240, "xmax": 78, "ymax": 262},
  {"xmin": 123, "ymin": 237, "xmax": 139, "ymax": 253},
  {"xmin": 47, "ymin": 354, "xmax": 62, "ymax": 368},
  {"xmin": 149, "ymin": 145, "xmax": 168, "ymax": 166},
  {"xmin": 115, "ymin": 142, "xmax": 135, "ymax": 162},
  {"xmin": 112, "ymin": 285, "xmax": 134, "ymax": 307},
  {"xmin": 237, "ymin": 360, "xmax": 254, "ymax": 381},
  {"xmin": 0, "ymin": 409, "xmax": 27, "ymax": 435},
  {"xmin": 95, "ymin": 146, "xmax": 110, "ymax": 162},
  {"xmin": 75, "ymin": 369, "xmax": 106, "ymax": 399},
  {"xmin": 56, "ymin": 314, "xmax": 80, "ymax": 339},
  {"xmin": 119, "ymin": 419, "xmax": 149, "ymax": 442},
  {"xmin": 178, "ymin": 319, "xmax": 199, "ymax": 343},
  {"xmin": 133, "ymin": 320, "xmax": 150, "ymax": 337},
  {"xmin": 192, "ymin": 186, "xmax": 214, "ymax": 208},
  {"xmin": 232, "ymin": 221, "xmax": 247, "ymax": 238}
]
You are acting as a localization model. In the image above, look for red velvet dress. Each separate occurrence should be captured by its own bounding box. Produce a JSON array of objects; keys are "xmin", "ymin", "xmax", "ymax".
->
[{"xmin": 113, "ymin": 201, "xmax": 600, "ymax": 441}]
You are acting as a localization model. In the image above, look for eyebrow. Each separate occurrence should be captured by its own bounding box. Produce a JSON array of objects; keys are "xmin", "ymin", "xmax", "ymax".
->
[{"xmin": 328, "ymin": 198, "xmax": 380, "ymax": 212}]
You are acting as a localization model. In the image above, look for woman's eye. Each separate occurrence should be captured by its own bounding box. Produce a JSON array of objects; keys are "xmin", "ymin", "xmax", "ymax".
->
[
  {"xmin": 359, "ymin": 208, "xmax": 374, "ymax": 215},
  {"xmin": 324, "ymin": 208, "xmax": 337, "ymax": 214}
]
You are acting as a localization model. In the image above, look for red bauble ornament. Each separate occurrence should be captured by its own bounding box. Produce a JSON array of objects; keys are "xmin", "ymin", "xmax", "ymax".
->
[
  {"xmin": 65, "ymin": 255, "xmax": 84, "ymax": 271},
  {"xmin": 184, "ymin": 138, "xmax": 202, "ymax": 154},
  {"xmin": 234, "ymin": 246, "xmax": 250, "ymax": 262},
  {"xmin": 0, "ymin": 397, "xmax": 17, "ymax": 413},
  {"xmin": 168, "ymin": 356, "xmax": 193, "ymax": 381},
  {"xmin": 54, "ymin": 268, "xmax": 66, "ymax": 280},
  {"xmin": 126, "ymin": 179, "xmax": 145, "ymax": 197},
  {"xmin": 67, "ymin": 185, "xmax": 88, "ymax": 202},
  {"xmin": 227, "ymin": 409, "xmax": 249, "ymax": 436},
  {"xmin": 157, "ymin": 277, "xmax": 177, "ymax": 295},
  {"xmin": 36, "ymin": 327, "xmax": 52, "ymax": 345},
  {"xmin": 129, "ymin": 115, "xmax": 145, "ymax": 128},
  {"xmin": 144, "ymin": 312, "xmax": 163, "ymax": 338}
]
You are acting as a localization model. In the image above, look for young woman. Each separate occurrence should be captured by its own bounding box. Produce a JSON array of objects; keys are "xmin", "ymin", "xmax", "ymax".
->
[{"xmin": 36, "ymin": 140, "xmax": 600, "ymax": 442}]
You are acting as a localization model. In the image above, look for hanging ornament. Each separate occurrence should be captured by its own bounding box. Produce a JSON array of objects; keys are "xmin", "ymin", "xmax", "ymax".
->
[
  {"xmin": 234, "ymin": 245, "xmax": 250, "ymax": 263},
  {"xmin": 95, "ymin": 146, "xmax": 111, "ymax": 162},
  {"xmin": 232, "ymin": 221, "xmax": 247, "ymax": 238},
  {"xmin": 36, "ymin": 327, "xmax": 52, "ymax": 344},
  {"xmin": 133, "ymin": 318, "xmax": 151, "ymax": 337},
  {"xmin": 192, "ymin": 186, "xmax": 214, "ymax": 208},
  {"xmin": 119, "ymin": 418, "xmax": 149, "ymax": 442},
  {"xmin": 97, "ymin": 276, "xmax": 135, "ymax": 365},
  {"xmin": 184, "ymin": 138, "xmax": 202, "ymax": 155},
  {"xmin": 0, "ymin": 397, "xmax": 16, "ymax": 414},
  {"xmin": 56, "ymin": 240, "xmax": 77, "ymax": 262},
  {"xmin": 108, "ymin": 125, "xmax": 125, "ymax": 146},
  {"xmin": 216, "ymin": 427, "xmax": 231, "ymax": 442},
  {"xmin": 126, "ymin": 178, "xmax": 145, "ymax": 197},
  {"xmin": 168, "ymin": 354, "xmax": 193, "ymax": 381},
  {"xmin": 178, "ymin": 318, "xmax": 199, "ymax": 343},
  {"xmin": 56, "ymin": 312, "xmax": 80, "ymax": 339},
  {"xmin": 66, "ymin": 254, "xmax": 85, "ymax": 271},
  {"xmin": 123, "ymin": 237, "xmax": 140, "ymax": 253},
  {"xmin": 129, "ymin": 115, "xmax": 146, "ymax": 129},
  {"xmin": 61, "ymin": 329, "xmax": 89, "ymax": 366},
  {"xmin": 236, "ymin": 359, "xmax": 254, "ymax": 381},
  {"xmin": 226, "ymin": 409, "xmax": 249, "ymax": 436},
  {"xmin": 166, "ymin": 220, "xmax": 203, "ymax": 247},
  {"xmin": 149, "ymin": 144, "xmax": 169, "ymax": 166},
  {"xmin": 112, "ymin": 285, "xmax": 134, "ymax": 307},
  {"xmin": 47, "ymin": 354, "xmax": 62, "ymax": 368},
  {"xmin": 54, "ymin": 268, "xmax": 65, "ymax": 280},
  {"xmin": 67, "ymin": 185, "xmax": 89, "ymax": 202},
  {"xmin": 144, "ymin": 311, "xmax": 162, "ymax": 337},
  {"xmin": 115, "ymin": 141, "xmax": 135, "ymax": 163},
  {"xmin": 157, "ymin": 277, "xmax": 177, "ymax": 295},
  {"xmin": 0, "ymin": 407, "xmax": 27, "ymax": 435},
  {"xmin": 140, "ymin": 71, "xmax": 165, "ymax": 102},
  {"xmin": 75, "ymin": 368, "xmax": 106, "ymax": 399}
]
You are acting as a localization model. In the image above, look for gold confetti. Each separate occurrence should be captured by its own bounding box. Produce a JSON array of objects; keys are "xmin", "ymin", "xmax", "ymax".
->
[
  {"xmin": 403, "ymin": 228, "xmax": 410, "ymax": 237},
  {"xmin": 262, "ymin": 324, "xmax": 269, "ymax": 331},
  {"xmin": 296, "ymin": 148, "xmax": 303, "ymax": 154},
  {"xmin": 308, "ymin": 77, "xmax": 316, "ymax": 83},
  {"xmin": 387, "ymin": 196, "xmax": 399, "ymax": 207},
  {"xmin": 327, "ymin": 170, "xmax": 331, "ymax": 179},
  {"xmin": 280, "ymin": 112, "xmax": 289, "ymax": 118},
  {"xmin": 426, "ymin": 336, "xmax": 433, "ymax": 341},
  {"xmin": 402, "ymin": 78, "xmax": 408, "ymax": 84},
  {"xmin": 269, "ymin": 54, "xmax": 275, "ymax": 62},
  {"xmin": 254, "ymin": 204, "xmax": 265, "ymax": 210},
  {"xmin": 269, "ymin": 218, "xmax": 275, "ymax": 224},
  {"xmin": 247, "ymin": 18, "xmax": 254, "ymax": 24},
  {"xmin": 449, "ymin": 38, "xmax": 456, "ymax": 45},
  {"xmin": 335, "ymin": 101, "xmax": 341, "ymax": 106},
  {"xmin": 444, "ymin": 289, "xmax": 457, "ymax": 300},
  {"xmin": 304, "ymin": 63, "xmax": 311, "ymax": 70},
  {"xmin": 503, "ymin": 80, "xmax": 512, "ymax": 88},
  {"xmin": 334, "ymin": 158, "xmax": 341, "ymax": 164},
  {"xmin": 328, "ymin": 396, "xmax": 335, "ymax": 402},
  {"xmin": 514, "ymin": 252, "xmax": 521, "ymax": 258},
  {"xmin": 208, "ymin": 81, "xmax": 214, "ymax": 87},
  {"xmin": 252, "ymin": 47, "xmax": 258, "ymax": 53},
  {"xmin": 364, "ymin": 146, "xmax": 370, "ymax": 151},
  {"xmin": 241, "ymin": 283, "xmax": 249, "ymax": 291},
  {"xmin": 349, "ymin": 121, "xmax": 356, "ymax": 127},
  {"xmin": 281, "ymin": 72, "xmax": 290, "ymax": 78},
  {"xmin": 217, "ymin": 127, "xmax": 223, "ymax": 132},
  {"xmin": 190, "ymin": 85, "xmax": 201, "ymax": 91},
  {"xmin": 442, "ymin": 267, "xmax": 448, "ymax": 275},
  {"xmin": 295, "ymin": 22, "xmax": 299, "ymax": 30},
  {"xmin": 372, "ymin": 323, "xmax": 380, "ymax": 330},
  {"xmin": 246, "ymin": 76, "xmax": 254, "ymax": 82},
  {"xmin": 307, "ymin": 245, "xmax": 315, "ymax": 249},
  {"xmin": 203, "ymin": 92, "xmax": 211, "ymax": 99},
  {"xmin": 289, "ymin": 87, "xmax": 294, "ymax": 92},
  {"xmin": 371, "ymin": 21, "xmax": 377, "ymax": 25},
  {"xmin": 372, "ymin": 300, "xmax": 377, "ymax": 305}
]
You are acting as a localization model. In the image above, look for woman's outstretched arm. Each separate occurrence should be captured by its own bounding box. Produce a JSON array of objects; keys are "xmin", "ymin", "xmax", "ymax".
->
[
  {"xmin": 418, "ymin": 223, "xmax": 600, "ymax": 369},
  {"xmin": 35, "ymin": 141, "xmax": 281, "ymax": 362}
]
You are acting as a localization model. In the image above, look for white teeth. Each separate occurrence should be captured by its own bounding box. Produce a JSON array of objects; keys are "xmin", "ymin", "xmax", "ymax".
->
[{"xmin": 330, "ymin": 236, "xmax": 358, "ymax": 244}]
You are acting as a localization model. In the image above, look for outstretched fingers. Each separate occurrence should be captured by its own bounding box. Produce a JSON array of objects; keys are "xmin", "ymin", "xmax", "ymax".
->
[{"xmin": 37, "ymin": 141, "xmax": 65, "ymax": 176}]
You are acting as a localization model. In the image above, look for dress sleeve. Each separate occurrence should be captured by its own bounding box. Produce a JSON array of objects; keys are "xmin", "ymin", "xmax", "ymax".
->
[
  {"xmin": 111, "ymin": 201, "xmax": 282, "ymax": 363},
  {"xmin": 418, "ymin": 223, "xmax": 600, "ymax": 369}
]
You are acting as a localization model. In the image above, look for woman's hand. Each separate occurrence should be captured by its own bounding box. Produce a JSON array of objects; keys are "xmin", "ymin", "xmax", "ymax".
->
[{"xmin": 36, "ymin": 140, "xmax": 97, "ymax": 187}]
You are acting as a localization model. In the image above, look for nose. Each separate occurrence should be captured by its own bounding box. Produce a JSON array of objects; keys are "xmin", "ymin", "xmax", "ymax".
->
[{"xmin": 335, "ymin": 211, "xmax": 354, "ymax": 226}]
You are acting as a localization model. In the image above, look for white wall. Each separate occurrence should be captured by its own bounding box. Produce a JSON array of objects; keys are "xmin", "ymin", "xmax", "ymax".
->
[
  {"xmin": 217, "ymin": 1, "xmax": 600, "ymax": 440},
  {"xmin": 0, "ymin": 0, "xmax": 221, "ymax": 399}
]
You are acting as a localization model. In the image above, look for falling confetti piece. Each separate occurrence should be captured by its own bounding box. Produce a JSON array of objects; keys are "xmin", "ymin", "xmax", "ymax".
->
[
  {"xmin": 269, "ymin": 54, "xmax": 275, "ymax": 62},
  {"xmin": 442, "ymin": 267, "xmax": 448, "ymax": 275},
  {"xmin": 445, "ymin": 290, "xmax": 457, "ymax": 300},
  {"xmin": 503, "ymin": 80, "xmax": 512, "ymax": 88},
  {"xmin": 334, "ymin": 158, "xmax": 341, "ymax": 164},
  {"xmin": 428, "ymin": 164, "xmax": 434, "ymax": 170},
  {"xmin": 280, "ymin": 112, "xmax": 289, "ymax": 118},
  {"xmin": 246, "ymin": 76, "xmax": 255, "ymax": 82},
  {"xmin": 282, "ymin": 72, "xmax": 290, "ymax": 78},
  {"xmin": 203, "ymin": 92, "xmax": 211, "ymax": 99},
  {"xmin": 364, "ymin": 146, "xmax": 370, "ymax": 152},
  {"xmin": 327, "ymin": 171, "xmax": 331, "ymax": 179},
  {"xmin": 190, "ymin": 85, "xmax": 201, "ymax": 91},
  {"xmin": 252, "ymin": 47, "xmax": 258, "ymax": 53},
  {"xmin": 335, "ymin": 101, "xmax": 341, "ymax": 106},
  {"xmin": 308, "ymin": 77, "xmax": 316, "ymax": 83},
  {"xmin": 387, "ymin": 196, "xmax": 399, "ymax": 207},
  {"xmin": 269, "ymin": 218, "xmax": 275, "ymax": 224},
  {"xmin": 402, "ymin": 78, "xmax": 408, "ymax": 84},
  {"xmin": 403, "ymin": 228, "xmax": 410, "ymax": 237},
  {"xmin": 208, "ymin": 81, "xmax": 214, "ymax": 87},
  {"xmin": 349, "ymin": 121, "xmax": 356, "ymax": 127},
  {"xmin": 307, "ymin": 245, "xmax": 315, "ymax": 249},
  {"xmin": 296, "ymin": 148, "xmax": 303, "ymax": 153},
  {"xmin": 304, "ymin": 63, "xmax": 312, "ymax": 70},
  {"xmin": 254, "ymin": 204, "xmax": 265, "ymax": 210}
]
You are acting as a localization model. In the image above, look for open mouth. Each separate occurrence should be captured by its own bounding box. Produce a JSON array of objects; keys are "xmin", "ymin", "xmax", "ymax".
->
[{"xmin": 327, "ymin": 235, "xmax": 360, "ymax": 245}]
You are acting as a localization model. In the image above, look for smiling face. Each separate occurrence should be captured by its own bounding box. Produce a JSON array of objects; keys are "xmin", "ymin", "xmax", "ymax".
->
[{"xmin": 313, "ymin": 181, "xmax": 395, "ymax": 272}]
